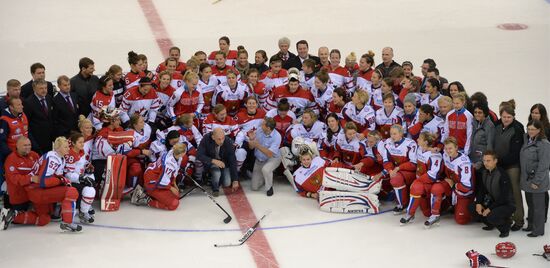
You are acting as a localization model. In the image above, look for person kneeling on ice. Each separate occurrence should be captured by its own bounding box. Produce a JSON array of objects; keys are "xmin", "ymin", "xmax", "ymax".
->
[
  {"xmin": 293, "ymin": 149, "xmax": 381, "ymax": 214},
  {"xmin": 1, "ymin": 137, "xmax": 82, "ymax": 232},
  {"xmin": 131, "ymin": 143, "xmax": 187, "ymax": 210}
]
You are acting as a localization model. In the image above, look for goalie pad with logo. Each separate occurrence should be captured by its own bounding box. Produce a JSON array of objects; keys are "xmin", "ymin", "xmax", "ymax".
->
[
  {"xmin": 322, "ymin": 167, "xmax": 381, "ymax": 195},
  {"xmin": 319, "ymin": 191, "xmax": 380, "ymax": 214},
  {"xmin": 101, "ymin": 154, "xmax": 127, "ymax": 211}
]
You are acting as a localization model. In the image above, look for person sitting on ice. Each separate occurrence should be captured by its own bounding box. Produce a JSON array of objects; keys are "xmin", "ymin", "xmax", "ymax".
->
[{"xmin": 293, "ymin": 148, "xmax": 381, "ymax": 214}]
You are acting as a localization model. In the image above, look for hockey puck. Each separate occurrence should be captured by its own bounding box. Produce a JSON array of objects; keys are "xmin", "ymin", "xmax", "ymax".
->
[{"xmin": 497, "ymin": 23, "xmax": 528, "ymax": 31}]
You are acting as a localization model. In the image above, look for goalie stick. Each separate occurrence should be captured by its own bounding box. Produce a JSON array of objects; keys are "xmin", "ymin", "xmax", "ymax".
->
[
  {"xmin": 214, "ymin": 210, "xmax": 271, "ymax": 247},
  {"xmin": 189, "ymin": 177, "xmax": 232, "ymax": 224}
]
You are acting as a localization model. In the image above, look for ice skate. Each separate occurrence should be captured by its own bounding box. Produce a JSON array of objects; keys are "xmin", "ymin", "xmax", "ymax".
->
[
  {"xmin": 424, "ymin": 215, "xmax": 440, "ymax": 229},
  {"xmin": 400, "ymin": 214, "xmax": 414, "ymax": 226},
  {"xmin": 60, "ymin": 222, "xmax": 83, "ymax": 233}
]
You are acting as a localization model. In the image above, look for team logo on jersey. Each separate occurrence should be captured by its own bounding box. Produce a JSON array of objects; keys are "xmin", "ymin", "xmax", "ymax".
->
[
  {"xmin": 15, "ymin": 128, "xmax": 21, "ymax": 134},
  {"xmin": 11, "ymin": 120, "xmax": 18, "ymax": 125},
  {"xmin": 9, "ymin": 166, "xmax": 14, "ymax": 171}
]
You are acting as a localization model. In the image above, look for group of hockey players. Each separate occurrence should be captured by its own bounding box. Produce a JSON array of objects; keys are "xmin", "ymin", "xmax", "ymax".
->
[{"xmin": 0, "ymin": 36, "xmax": 549, "ymax": 237}]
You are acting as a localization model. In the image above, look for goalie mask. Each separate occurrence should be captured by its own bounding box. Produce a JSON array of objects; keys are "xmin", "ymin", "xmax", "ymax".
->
[{"xmin": 291, "ymin": 136, "xmax": 319, "ymax": 157}]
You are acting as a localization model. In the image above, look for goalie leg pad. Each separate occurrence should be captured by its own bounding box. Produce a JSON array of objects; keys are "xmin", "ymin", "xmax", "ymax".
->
[
  {"xmin": 319, "ymin": 190, "xmax": 380, "ymax": 214},
  {"xmin": 280, "ymin": 146, "xmax": 296, "ymax": 170},
  {"xmin": 322, "ymin": 167, "xmax": 381, "ymax": 194},
  {"xmin": 101, "ymin": 155, "xmax": 127, "ymax": 212}
]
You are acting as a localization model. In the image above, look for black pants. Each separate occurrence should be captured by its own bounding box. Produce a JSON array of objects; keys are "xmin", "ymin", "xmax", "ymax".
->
[
  {"xmin": 92, "ymin": 159, "xmax": 107, "ymax": 189},
  {"xmin": 469, "ymin": 203, "xmax": 515, "ymax": 233}
]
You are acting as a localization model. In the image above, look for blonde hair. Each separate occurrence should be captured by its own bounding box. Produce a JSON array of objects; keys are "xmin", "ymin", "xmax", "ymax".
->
[
  {"xmin": 418, "ymin": 131, "xmax": 436, "ymax": 145},
  {"xmin": 390, "ymin": 124, "xmax": 404, "ymax": 135},
  {"xmin": 53, "ymin": 136, "xmax": 69, "ymax": 150},
  {"xmin": 78, "ymin": 115, "xmax": 92, "ymax": 130},
  {"xmin": 354, "ymin": 90, "xmax": 369, "ymax": 104},
  {"xmin": 158, "ymin": 70, "xmax": 171, "ymax": 80},
  {"xmin": 172, "ymin": 143, "xmax": 186, "ymax": 156},
  {"xmin": 183, "ymin": 71, "xmax": 199, "ymax": 82},
  {"xmin": 176, "ymin": 113, "xmax": 193, "ymax": 126},
  {"xmin": 453, "ymin": 92, "xmax": 466, "ymax": 103},
  {"xmin": 438, "ymin": 95, "xmax": 453, "ymax": 106},
  {"xmin": 345, "ymin": 52, "xmax": 357, "ymax": 63}
]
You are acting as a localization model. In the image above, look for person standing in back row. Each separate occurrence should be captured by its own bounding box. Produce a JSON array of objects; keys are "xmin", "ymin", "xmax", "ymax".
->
[
  {"xmin": 520, "ymin": 120, "xmax": 550, "ymax": 237},
  {"xmin": 493, "ymin": 100, "xmax": 525, "ymax": 231},
  {"xmin": 70, "ymin": 57, "xmax": 99, "ymax": 117}
]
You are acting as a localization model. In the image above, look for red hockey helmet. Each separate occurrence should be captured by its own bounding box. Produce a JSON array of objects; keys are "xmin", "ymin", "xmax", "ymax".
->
[{"xmin": 495, "ymin": 242, "xmax": 516, "ymax": 258}]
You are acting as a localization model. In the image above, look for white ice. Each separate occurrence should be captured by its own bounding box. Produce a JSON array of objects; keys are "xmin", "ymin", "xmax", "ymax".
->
[{"xmin": 0, "ymin": 0, "xmax": 549, "ymax": 267}]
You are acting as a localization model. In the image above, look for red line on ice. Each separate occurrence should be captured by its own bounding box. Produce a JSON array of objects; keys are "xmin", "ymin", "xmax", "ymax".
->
[
  {"xmin": 137, "ymin": 0, "xmax": 173, "ymax": 58},
  {"xmin": 138, "ymin": 1, "xmax": 279, "ymax": 266},
  {"xmin": 224, "ymin": 187, "xmax": 280, "ymax": 267}
]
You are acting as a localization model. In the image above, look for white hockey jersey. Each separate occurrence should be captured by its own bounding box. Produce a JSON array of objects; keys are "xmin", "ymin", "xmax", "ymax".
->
[{"xmin": 341, "ymin": 102, "xmax": 376, "ymax": 132}]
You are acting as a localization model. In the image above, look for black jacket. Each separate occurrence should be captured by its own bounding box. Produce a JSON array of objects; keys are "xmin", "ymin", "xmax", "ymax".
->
[
  {"xmin": 476, "ymin": 166, "xmax": 515, "ymax": 210},
  {"xmin": 285, "ymin": 54, "xmax": 321, "ymax": 72},
  {"xmin": 197, "ymin": 132, "xmax": 239, "ymax": 182},
  {"xmin": 494, "ymin": 119, "xmax": 524, "ymax": 168},
  {"xmin": 375, "ymin": 61, "xmax": 401, "ymax": 78},
  {"xmin": 52, "ymin": 92, "xmax": 80, "ymax": 138},
  {"xmin": 70, "ymin": 73, "xmax": 99, "ymax": 117},
  {"xmin": 20, "ymin": 80, "xmax": 55, "ymax": 100},
  {"xmin": 23, "ymin": 94, "xmax": 55, "ymax": 154}
]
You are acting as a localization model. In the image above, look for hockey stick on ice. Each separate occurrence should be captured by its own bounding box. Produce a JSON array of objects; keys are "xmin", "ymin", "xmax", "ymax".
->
[
  {"xmin": 178, "ymin": 186, "xmax": 197, "ymax": 200},
  {"xmin": 190, "ymin": 178, "xmax": 232, "ymax": 224},
  {"xmin": 214, "ymin": 210, "xmax": 271, "ymax": 247}
]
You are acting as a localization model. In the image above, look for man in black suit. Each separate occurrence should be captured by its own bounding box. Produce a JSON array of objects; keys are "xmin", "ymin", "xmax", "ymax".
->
[
  {"xmin": 274, "ymin": 37, "xmax": 296, "ymax": 70},
  {"xmin": 20, "ymin": 63, "xmax": 56, "ymax": 99},
  {"xmin": 70, "ymin": 57, "xmax": 99, "ymax": 117},
  {"xmin": 23, "ymin": 79, "xmax": 55, "ymax": 154},
  {"xmin": 284, "ymin": 40, "xmax": 321, "ymax": 72},
  {"xmin": 197, "ymin": 127, "xmax": 240, "ymax": 197},
  {"xmin": 53, "ymin": 75, "xmax": 79, "ymax": 138}
]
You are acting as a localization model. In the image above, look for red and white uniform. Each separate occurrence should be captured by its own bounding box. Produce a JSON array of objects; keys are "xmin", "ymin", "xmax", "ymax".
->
[
  {"xmin": 155, "ymin": 85, "xmax": 177, "ymax": 122},
  {"xmin": 247, "ymin": 81, "xmax": 269, "ymax": 109},
  {"xmin": 293, "ymin": 156, "xmax": 329, "ymax": 197},
  {"xmin": 442, "ymin": 108, "xmax": 474, "ymax": 153},
  {"xmin": 198, "ymin": 75, "xmax": 220, "ymax": 114},
  {"xmin": 299, "ymin": 71, "xmax": 315, "ymax": 90},
  {"xmin": 124, "ymin": 71, "xmax": 145, "ymax": 92},
  {"xmin": 334, "ymin": 133, "xmax": 365, "ymax": 167},
  {"xmin": 327, "ymin": 66, "xmax": 354, "ymax": 93},
  {"xmin": 157, "ymin": 125, "xmax": 203, "ymax": 148},
  {"xmin": 341, "ymin": 103, "xmax": 376, "ymax": 133},
  {"xmin": 285, "ymin": 121, "xmax": 327, "ymax": 150},
  {"xmin": 120, "ymin": 87, "xmax": 161, "ymax": 123},
  {"xmin": 211, "ymin": 65, "xmax": 239, "ymax": 84},
  {"xmin": 266, "ymin": 108, "xmax": 296, "ymax": 139},
  {"xmin": 421, "ymin": 116, "xmax": 445, "ymax": 146},
  {"xmin": 89, "ymin": 90, "xmax": 116, "ymax": 129},
  {"xmin": 267, "ymin": 85, "xmax": 317, "ymax": 116},
  {"xmin": 208, "ymin": 50, "xmax": 238, "ymax": 67},
  {"xmin": 64, "ymin": 149, "xmax": 86, "ymax": 183},
  {"xmin": 369, "ymin": 86, "xmax": 384, "ymax": 111},
  {"xmin": 234, "ymin": 108, "xmax": 266, "ymax": 147},
  {"xmin": 420, "ymin": 93, "xmax": 442, "ymax": 114},
  {"xmin": 143, "ymin": 149, "xmax": 183, "ymax": 210},
  {"xmin": 168, "ymin": 86, "xmax": 204, "ymax": 120},
  {"xmin": 92, "ymin": 127, "xmax": 125, "ymax": 160},
  {"xmin": 406, "ymin": 147, "xmax": 443, "ymax": 217},
  {"xmin": 430, "ymin": 152, "xmax": 474, "ymax": 224},
  {"xmin": 202, "ymin": 113, "xmax": 239, "ymax": 138},
  {"xmin": 212, "ymin": 82, "xmax": 249, "ymax": 116},
  {"xmin": 356, "ymin": 68, "xmax": 374, "ymax": 90},
  {"xmin": 155, "ymin": 61, "xmax": 186, "ymax": 74},
  {"xmin": 31, "ymin": 151, "xmax": 66, "ymax": 188},
  {"xmin": 375, "ymin": 107, "xmax": 404, "ymax": 138},
  {"xmin": 311, "ymin": 84, "xmax": 334, "ymax": 117},
  {"xmin": 260, "ymin": 69, "xmax": 288, "ymax": 92},
  {"xmin": 320, "ymin": 127, "xmax": 343, "ymax": 159},
  {"xmin": 380, "ymin": 137, "xmax": 418, "ymax": 208}
]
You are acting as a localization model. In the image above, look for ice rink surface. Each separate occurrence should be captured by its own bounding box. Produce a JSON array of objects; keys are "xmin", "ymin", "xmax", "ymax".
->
[{"xmin": 0, "ymin": 0, "xmax": 549, "ymax": 267}]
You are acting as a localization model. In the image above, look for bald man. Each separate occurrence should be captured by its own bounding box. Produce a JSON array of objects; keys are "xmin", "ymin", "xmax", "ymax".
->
[
  {"xmin": 197, "ymin": 127, "xmax": 239, "ymax": 196},
  {"xmin": 318, "ymin": 46, "xmax": 330, "ymax": 68},
  {"xmin": 375, "ymin": 47, "xmax": 401, "ymax": 78}
]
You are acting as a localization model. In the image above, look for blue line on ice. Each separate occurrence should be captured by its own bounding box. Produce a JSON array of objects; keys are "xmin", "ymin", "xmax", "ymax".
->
[{"xmin": 87, "ymin": 209, "xmax": 392, "ymax": 233}]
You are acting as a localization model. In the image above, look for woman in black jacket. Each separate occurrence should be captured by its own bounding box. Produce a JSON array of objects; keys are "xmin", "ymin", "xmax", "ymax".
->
[{"xmin": 493, "ymin": 101, "xmax": 525, "ymax": 231}]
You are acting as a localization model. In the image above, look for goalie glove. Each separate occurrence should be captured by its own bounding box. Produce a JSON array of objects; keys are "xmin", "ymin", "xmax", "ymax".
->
[{"xmin": 79, "ymin": 176, "xmax": 95, "ymax": 187}]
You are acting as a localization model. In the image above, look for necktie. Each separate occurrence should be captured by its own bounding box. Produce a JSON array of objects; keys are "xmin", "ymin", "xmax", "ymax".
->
[
  {"xmin": 40, "ymin": 98, "xmax": 48, "ymax": 115},
  {"xmin": 65, "ymin": 96, "xmax": 74, "ymax": 112}
]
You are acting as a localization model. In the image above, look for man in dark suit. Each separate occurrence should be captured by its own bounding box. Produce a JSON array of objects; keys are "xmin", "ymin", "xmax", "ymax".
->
[
  {"xmin": 274, "ymin": 37, "xmax": 297, "ymax": 70},
  {"xmin": 284, "ymin": 40, "xmax": 321, "ymax": 71},
  {"xmin": 23, "ymin": 79, "xmax": 55, "ymax": 154},
  {"xmin": 197, "ymin": 127, "xmax": 240, "ymax": 197},
  {"xmin": 53, "ymin": 75, "xmax": 79, "ymax": 138},
  {"xmin": 20, "ymin": 63, "xmax": 56, "ymax": 99},
  {"xmin": 70, "ymin": 57, "xmax": 99, "ymax": 117}
]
